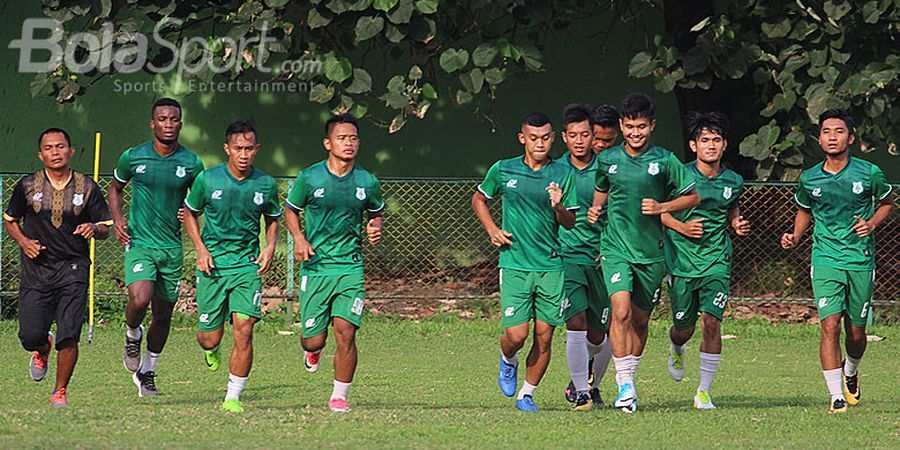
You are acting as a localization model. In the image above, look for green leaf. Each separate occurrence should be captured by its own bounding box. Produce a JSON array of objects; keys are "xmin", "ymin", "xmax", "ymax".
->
[
  {"xmin": 408, "ymin": 16, "xmax": 436, "ymax": 43},
  {"xmin": 387, "ymin": 75, "xmax": 405, "ymax": 92},
  {"xmin": 384, "ymin": 24, "xmax": 406, "ymax": 43},
  {"xmin": 415, "ymin": 0, "xmax": 438, "ymax": 14},
  {"xmin": 408, "ymin": 65, "xmax": 422, "ymax": 80},
  {"xmin": 309, "ymin": 83, "xmax": 334, "ymax": 103},
  {"xmin": 472, "ymin": 44, "xmax": 498, "ymax": 67},
  {"xmin": 439, "ymin": 49, "xmax": 469, "ymax": 73},
  {"xmin": 484, "ymin": 67, "xmax": 505, "ymax": 85},
  {"xmin": 830, "ymin": 48, "xmax": 851, "ymax": 64},
  {"xmin": 460, "ymin": 68, "xmax": 484, "ymax": 94},
  {"xmin": 455, "ymin": 89, "xmax": 473, "ymax": 105},
  {"xmin": 349, "ymin": 102, "xmax": 368, "ymax": 118},
  {"xmin": 628, "ymin": 52, "xmax": 656, "ymax": 78},
  {"xmin": 519, "ymin": 45, "xmax": 543, "ymax": 70},
  {"xmin": 755, "ymin": 158, "xmax": 775, "ymax": 180},
  {"xmin": 326, "ymin": 0, "xmax": 351, "ymax": 13},
  {"xmin": 387, "ymin": 0, "xmax": 414, "ymax": 23},
  {"xmin": 383, "ymin": 91, "xmax": 408, "ymax": 109},
  {"xmin": 761, "ymin": 19, "xmax": 791, "ymax": 39},
  {"xmin": 683, "ymin": 48, "xmax": 708, "ymax": 75},
  {"xmin": 324, "ymin": 56, "xmax": 352, "ymax": 83},
  {"xmin": 346, "ymin": 68, "xmax": 372, "ymax": 94},
  {"xmin": 266, "ymin": 0, "xmax": 290, "ymax": 7},
  {"xmin": 861, "ymin": 1, "xmax": 882, "ymax": 23},
  {"xmin": 307, "ymin": 8, "xmax": 332, "ymax": 29},
  {"xmin": 867, "ymin": 97, "xmax": 886, "ymax": 117},
  {"xmin": 348, "ymin": 0, "xmax": 373, "ymax": 11},
  {"xmin": 804, "ymin": 83, "xmax": 832, "ymax": 120},
  {"xmin": 389, "ymin": 113, "xmax": 407, "ymax": 133},
  {"xmin": 100, "ymin": 0, "xmax": 112, "ymax": 17},
  {"xmin": 824, "ymin": 0, "xmax": 851, "ymax": 21},
  {"xmin": 421, "ymin": 82, "xmax": 438, "ymax": 100},
  {"xmin": 355, "ymin": 16, "xmax": 384, "ymax": 41},
  {"xmin": 779, "ymin": 148, "xmax": 804, "ymax": 166},
  {"xmin": 374, "ymin": 0, "xmax": 399, "ymax": 11}
]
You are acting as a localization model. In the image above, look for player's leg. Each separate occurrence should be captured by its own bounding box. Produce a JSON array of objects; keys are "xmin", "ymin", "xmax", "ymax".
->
[
  {"xmin": 585, "ymin": 268, "xmax": 611, "ymax": 406},
  {"xmin": 514, "ymin": 270, "xmax": 566, "ymax": 412},
  {"xmin": 299, "ymin": 275, "xmax": 336, "ymax": 373},
  {"xmin": 668, "ymin": 276, "xmax": 699, "ymax": 382},
  {"xmin": 562, "ymin": 263, "xmax": 591, "ymax": 407},
  {"xmin": 812, "ymin": 266, "xmax": 849, "ymax": 413},
  {"xmin": 196, "ymin": 273, "xmax": 230, "ymax": 372},
  {"xmin": 122, "ymin": 246, "xmax": 157, "ymax": 372},
  {"xmin": 841, "ymin": 269, "xmax": 874, "ymax": 405},
  {"xmin": 629, "ymin": 261, "xmax": 664, "ymax": 387},
  {"xmin": 139, "ymin": 247, "xmax": 183, "ymax": 381},
  {"xmin": 693, "ymin": 278, "xmax": 728, "ymax": 409},
  {"xmin": 328, "ymin": 274, "xmax": 365, "ymax": 412},
  {"xmin": 219, "ymin": 272, "xmax": 263, "ymax": 413},
  {"xmin": 18, "ymin": 288, "xmax": 54, "ymax": 383},
  {"xmin": 498, "ymin": 269, "xmax": 534, "ymax": 398},
  {"xmin": 50, "ymin": 282, "xmax": 88, "ymax": 408}
]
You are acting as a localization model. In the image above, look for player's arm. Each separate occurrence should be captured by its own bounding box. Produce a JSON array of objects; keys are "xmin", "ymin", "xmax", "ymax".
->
[
  {"xmin": 284, "ymin": 174, "xmax": 315, "ymax": 262},
  {"xmin": 661, "ymin": 212, "xmax": 703, "ymax": 239},
  {"xmin": 183, "ymin": 173, "xmax": 214, "ymax": 274},
  {"xmin": 365, "ymin": 177, "xmax": 385, "ymax": 246},
  {"xmin": 781, "ymin": 207, "xmax": 811, "ymax": 249},
  {"xmin": 257, "ymin": 215, "xmax": 279, "ymax": 275},
  {"xmin": 109, "ymin": 151, "xmax": 133, "ymax": 244},
  {"xmin": 3, "ymin": 180, "xmax": 44, "ymax": 258},
  {"xmin": 642, "ymin": 188, "xmax": 700, "ymax": 215},
  {"xmin": 587, "ymin": 189, "xmax": 608, "ymax": 224},
  {"xmin": 728, "ymin": 207, "xmax": 750, "ymax": 236},
  {"xmin": 473, "ymin": 162, "xmax": 512, "ymax": 247},
  {"xmin": 853, "ymin": 197, "xmax": 893, "ymax": 238},
  {"xmin": 73, "ymin": 181, "xmax": 113, "ymax": 241}
]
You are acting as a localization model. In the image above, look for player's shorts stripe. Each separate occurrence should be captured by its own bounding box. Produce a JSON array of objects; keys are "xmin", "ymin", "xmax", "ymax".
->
[
  {"xmin": 285, "ymin": 199, "xmax": 303, "ymax": 212},
  {"xmin": 476, "ymin": 185, "xmax": 493, "ymax": 200},
  {"xmin": 113, "ymin": 168, "xmax": 128, "ymax": 183},
  {"xmin": 878, "ymin": 184, "xmax": 893, "ymax": 200},
  {"xmin": 677, "ymin": 181, "xmax": 696, "ymax": 196},
  {"xmin": 793, "ymin": 193, "xmax": 811, "ymax": 209},
  {"xmin": 183, "ymin": 199, "xmax": 201, "ymax": 212}
]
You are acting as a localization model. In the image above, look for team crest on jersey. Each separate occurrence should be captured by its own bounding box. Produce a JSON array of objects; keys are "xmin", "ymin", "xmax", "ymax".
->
[
  {"xmin": 506, "ymin": 179, "xmax": 518, "ymax": 188},
  {"xmin": 356, "ymin": 187, "xmax": 367, "ymax": 200},
  {"xmin": 175, "ymin": 166, "xmax": 186, "ymax": 178},
  {"xmin": 648, "ymin": 162, "xmax": 659, "ymax": 175},
  {"xmin": 852, "ymin": 181, "xmax": 863, "ymax": 194},
  {"xmin": 608, "ymin": 164, "xmax": 618, "ymax": 174},
  {"xmin": 72, "ymin": 193, "xmax": 84, "ymax": 206},
  {"xmin": 812, "ymin": 187, "xmax": 822, "ymax": 197},
  {"xmin": 136, "ymin": 165, "xmax": 147, "ymax": 174},
  {"xmin": 32, "ymin": 192, "xmax": 43, "ymax": 202},
  {"xmin": 253, "ymin": 192, "xmax": 264, "ymax": 205},
  {"xmin": 722, "ymin": 186, "xmax": 732, "ymax": 200},
  {"xmin": 314, "ymin": 188, "xmax": 325, "ymax": 198},
  {"xmin": 211, "ymin": 189, "xmax": 223, "ymax": 200}
]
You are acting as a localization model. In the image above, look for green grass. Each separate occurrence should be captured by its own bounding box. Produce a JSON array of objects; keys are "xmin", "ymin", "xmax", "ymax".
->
[{"xmin": 0, "ymin": 317, "xmax": 898, "ymax": 448}]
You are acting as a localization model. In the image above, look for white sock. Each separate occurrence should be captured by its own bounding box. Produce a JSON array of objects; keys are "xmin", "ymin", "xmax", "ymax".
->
[
  {"xmin": 671, "ymin": 341, "xmax": 686, "ymax": 355},
  {"xmin": 140, "ymin": 352, "xmax": 160, "ymax": 374},
  {"xmin": 331, "ymin": 380, "xmax": 351, "ymax": 400},
  {"xmin": 629, "ymin": 355, "xmax": 642, "ymax": 382},
  {"xmin": 592, "ymin": 337, "xmax": 612, "ymax": 386},
  {"xmin": 844, "ymin": 355, "xmax": 861, "ymax": 377},
  {"xmin": 501, "ymin": 352, "xmax": 518, "ymax": 367},
  {"xmin": 823, "ymin": 368, "xmax": 844, "ymax": 402},
  {"xmin": 566, "ymin": 330, "xmax": 590, "ymax": 392},
  {"xmin": 225, "ymin": 373, "xmax": 248, "ymax": 401},
  {"xmin": 613, "ymin": 356, "xmax": 631, "ymax": 386},
  {"xmin": 697, "ymin": 352, "xmax": 721, "ymax": 393},
  {"xmin": 517, "ymin": 381, "xmax": 537, "ymax": 400},
  {"xmin": 126, "ymin": 325, "xmax": 142, "ymax": 340}
]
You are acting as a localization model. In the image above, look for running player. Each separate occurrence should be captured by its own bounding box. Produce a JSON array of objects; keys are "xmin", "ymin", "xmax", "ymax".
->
[
  {"xmin": 591, "ymin": 104, "xmax": 619, "ymax": 153},
  {"xmin": 660, "ymin": 112, "xmax": 750, "ymax": 409},
  {"xmin": 781, "ymin": 109, "xmax": 893, "ymax": 413},
  {"xmin": 472, "ymin": 112, "xmax": 578, "ymax": 412},
  {"xmin": 587, "ymin": 93, "xmax": 699, "ymax": 412},
  {"xmin": 284, "ymin": 113, "xmax": 385, "ymax": 413},
  {"xmin": 556, "ymin": 104, "xmax": 612, "ymax": 411},
  {"xmin": 4, "ymin": 128, "xmax": 112, "ymax": 407},
  {"xmin": 183, "ymin": 119, "xmax": 281, "ymax": 413},
  {"xmin": 108, "ymin": 98, "xmax": 204, "ymax": 396}
]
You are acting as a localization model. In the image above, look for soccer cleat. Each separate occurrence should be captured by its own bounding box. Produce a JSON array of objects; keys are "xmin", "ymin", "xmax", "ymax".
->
[
  {"xmin": 29, "ymin": 332, "xmax": 53, "ymax": 382},
  {"xmin": 614, "ymin": 383, "xmax": 637, "ymax": 413},
  {"xmin": 589, "ymin": 387, "xmax": 604, "ymax": 409},
  {"xmin": 564, "ymin": 380, "xmax": 577, "ymax": 403},
  {"xmin": 828, "ymin": 397, "xmax": 848, "ymax": 414},
  {"xmin": 133, "ymin": 370, "xmax": 159, "ymax": 397},
  {"xmin": 49, "ymin": 388, "xmax": 68, "ymax": 408},
  {"xmin": 329, "ymin": 398, "xmax": 350, "ymax": 413},
  {"xmin": 842, "ymin": 360, "xmax": 860, "ymax": 406},
  {"xmin": 123, "ymin": 325, "xmax": 143, "ymax": 373},
  {"xmin": 304, "ymin": 350, "xmax": 322, "ymax": 373},
  {"xmin": 221, "ymin": 398, "xmax": 244, "ymax": 412},
  {"xmin": 515, "ymin": 395, "xmax": 540, "ymax": 412},
  {"xmin": 204, "ymin": 348, "xmax": 221, "ymax": 372},
  {"xmin": 693, "ymin": 390, "xmax": 716, "ymax": 410},
  {"xmin": 498, "ymin": 356, "xmax": 518, "ymax": 397},
  {"xmin": 572, "ymin": 391, "xmax": 593, "ymax": 411},
  {"xmin": 668, "ymin": 352, "xmax": 685, "ymax": 382}
]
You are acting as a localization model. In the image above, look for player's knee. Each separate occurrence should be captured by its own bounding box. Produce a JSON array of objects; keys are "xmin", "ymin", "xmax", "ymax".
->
[
  {"xmin": 18, "ymin": 329, "xmax": 48, "ymax": 352},
  {"xmin": 504, "ymin": 328, "xmax": 528, "ymax": 347},
  {"xmin": 820, "ymin": 315, "xmax": 842, "ymax": 337},
  {"xmin": 301, "ymin": 335, "xmax": 326, "ymax": 352},
  {"xmin": 566, "ymin": 313, "xmax": 587, "ymax": 330},
  {"xmin": 701, "ymin": 314, "xmax": 721, "ymax": 335}
]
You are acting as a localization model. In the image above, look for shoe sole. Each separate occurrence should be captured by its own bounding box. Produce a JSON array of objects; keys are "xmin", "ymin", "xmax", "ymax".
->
[
  {"xmin": 829, "ymin": 408, "xmax": 848, "ymax": 414},
  {"xmin": 572, "ymin": 403, "xmax": 593, "ymax": 411},
  {"xmin": 132, "ymin": 372, "xmax": 159, "ymax": 398}
]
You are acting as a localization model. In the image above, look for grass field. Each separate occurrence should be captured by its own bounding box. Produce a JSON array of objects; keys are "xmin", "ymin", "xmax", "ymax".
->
[{"xmin": 0, "ymin": 316, "xmax": 898, "ymax": 448}]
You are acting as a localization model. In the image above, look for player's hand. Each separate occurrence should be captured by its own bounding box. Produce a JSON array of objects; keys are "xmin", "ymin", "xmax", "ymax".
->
[
  {"xmin": 641, "ymin": 198, "xmax": 664, "ymax": 215},
  {"xmin": 366, "ymin": 219, "xmax": 383, "ymax": 245},
  {"xmin": 680, "ymin": 219, "xmax": 704, "ymax": 239},
  {"xmin": 488, "ymin": 227, "xmax": 513, "ymax": 247},
  {"xmin": 732, "ymin": 215, "xmax": 751, "ymax": 236},
  {"xmin": 294, "ymin": 237, "xmax": 315, "ymax": 262},
  {"xmin": 177, "ymin": 208, "xmax": 185, "ymax": 224},
  {"xmin": 546, "ymin": 182, "xmax": 563, "ymax": 209},
  {"xmin": 256, "ymin": 247, "xmax": 275, "ymax": 275},
  {"xmin": 19, "ymin": 238, "xmax": 46, "ymax": 259},
  {"xmin": 196, "ymin": 247, "xmax": 216, "ymax": 275},
  {"xmin": 73, "ymin": 223, "xmax": 97, "ymax": 240},
  {"xmin": 851, "ymin": 215, "xmax": 872, "ymax": 238},
  {"xmin": 781, "ymin": 233, "xmax": 796, "ymax": 249},
  {"xmin": 587, "ymin": 206, "xmax": 602, "ymax": 224},
  {"xmin": 113, "ymin": 217, "xmax": 130, "ymax": 245}
]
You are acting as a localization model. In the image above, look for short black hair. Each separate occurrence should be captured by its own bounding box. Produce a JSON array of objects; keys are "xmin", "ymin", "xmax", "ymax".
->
[
  {"xmin": 38, "ymin": 127, "xmax": 71, "ymax": 148},
  {"xmin": 522, "ymin": 112, "xmax": 552, "ymax": 128},
  {"xmin": 591, "ymin": 104, "xmax": 619, "ymax": 128},
  {"xmin": 619, "ymin": 92, "xmax": 655, "ymax": 120},
  {"xmin": 226, "ymin": 118, "xmax": 257, "ymax": 142},
  {"xmin": 325, "ymin": 113, "xmax": 359, "ymax": 137},
  {"xmin": 818, "ymin": 108, "xmax": 855, "ymax": 136},
  {"xmin": 151, "ymin": 97, "xmax": 182, "ymax": 118},
  {"xmin": 562, "ymin": 104, "xmax": 594, "ymax": 129},
  {"xmin": 684, "ymin": 111, "xmax": 729, "ymax": 141}
]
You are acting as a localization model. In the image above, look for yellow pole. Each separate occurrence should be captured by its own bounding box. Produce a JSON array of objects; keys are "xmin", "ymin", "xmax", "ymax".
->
[{"xmin": 88, "ymin": 132, "xmax": 101, "ymax": 343}]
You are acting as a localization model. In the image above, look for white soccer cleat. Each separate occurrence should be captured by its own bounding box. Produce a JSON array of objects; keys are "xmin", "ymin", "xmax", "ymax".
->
[
  {"xmin": 668, "ymin": 352, "xmax": 685, "ymax": 382},
  {"xmin": 694, "ymin": 390, "xmax": 716, "ymax": 410}
]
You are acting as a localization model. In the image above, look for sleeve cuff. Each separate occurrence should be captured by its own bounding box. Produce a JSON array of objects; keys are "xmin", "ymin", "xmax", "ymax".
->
[
  {"xmin": 677, "ymin": 181, "xmax": 697, "ymax": 196},
  {"xmin": 285, "ymin": 199, "xmax": 302, "ymax": 213},
  {"xmin": 367, "ymin": 202, "xmax": 385, "ymax": 214},
  {"xmin": 264, "ymin": 209, "xmax": 284, "ymax": 218},
  {"xmin": 113, "ymin": 169, "xmax": 128, "ymax": 184},
  {"xmin": 477, "ymin": 185, "xmax": 494, "ymax": 200},
  {"xmin": 566, "ymin": 206, "xmax": 580, "ymax": 211},
  {"xmin": 793, "ymin": 193, "xmax": 811, "ymax": 209},
  {"xmin": 878, "ymin": 184, "xmax": 893, "ymax": 200},
  {"xmin": 3, "ymin": 212, "xmax": 19, "ymax": 222},
  {"xmin": 594, "ymin": 187, "xmax": 608, "ymax": 193},
  {"xmin": 184, "ymin": 199, "xmax": 201, "ymax": 213}
]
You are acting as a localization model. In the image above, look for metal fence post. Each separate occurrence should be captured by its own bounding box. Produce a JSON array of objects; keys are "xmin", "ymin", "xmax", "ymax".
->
[
  {"xmin": 0, "ymin": 174, "xmax": 4, "ymax": 318},
  {"xmin": 285, "ymin": 178, "xmax": 295, "ymax": 326}
]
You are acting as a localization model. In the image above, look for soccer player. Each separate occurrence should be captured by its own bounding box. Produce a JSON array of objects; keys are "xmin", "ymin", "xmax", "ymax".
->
[
  {"xmin": 781, "ymin": 109, "xmax": 893, "ymax": 414},
  {"xmin": 284, "ymin": 113, "xmax": 385, "ymax": 413},
  {"xmin": 556, "ymin": 104, "xmax": 612, "ymax": 411},
  {"xmin": 183, "ymin": 119, "xmax": 281, "ymax": 413},
  {"xmin": 472, "ymin": 112, "xmax": 578, "ymax": 412},
  {"xmin": 587, "ymin": 93, "xmax": 699, "ymax": 413},
  {"xmin": 4, "ymin": 128, "xmax": 112, "ymax": 407},
  {"xmin": 591, "ymin": 104, "xmax": 620, "ymax": 153},
  {"xmin": 108, "ymin": 98, "xmax": 204, "ymax": 396},
  {"xmin": 659, "ymin": 112, "xmax": 750, "ymax": 409}
]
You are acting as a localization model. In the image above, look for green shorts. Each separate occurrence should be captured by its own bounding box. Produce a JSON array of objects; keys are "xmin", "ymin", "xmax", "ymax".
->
[
  {"xmin": 561, "ymin": 263, "xmax": 610, "ymax": 332},
  {"xmin": 811, "ymin": 266, "xmax": 874, "ymax": 327},
  {"xmin": 124, "ymin": 245, "xmax": 183, "ymax": 302},
  {"xmin": 299, "ymin": 273, "xmax": 365, "ymax": 338},
  {"xmin": 499, "ymin": 268, "xmax": 566, "ymax": 328},
  {"xmin": 668, "ymin": 274, "xmax": 729, "ymax": 330},
  {"xmin": 196, "ymin": 271, "xmax": 262, "ymax": 332},
  {"xmin": 599, "ymin": 254, "xmax": 664, "ymax": 311}
]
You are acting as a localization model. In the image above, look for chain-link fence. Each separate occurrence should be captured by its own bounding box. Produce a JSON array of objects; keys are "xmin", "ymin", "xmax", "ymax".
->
[{"xmin": 1, "ymin": 174, "xmax": 897, "ymax": 319}]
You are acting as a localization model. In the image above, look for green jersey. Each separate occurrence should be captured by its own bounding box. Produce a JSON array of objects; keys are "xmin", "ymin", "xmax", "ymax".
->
[
  {"xmin": 665, "ymin": 162, "xmax": 744, "ymax": 277},
  {"xmin": 184, "ymin": 164, "xmax": 282, "ymax": 275},
  {"xmin": 478, "ymin": 156, "xmax": 579, "ymax": 272},
  {"xmin": 794, "ymin": 157, "xmax": 892, "ymax": 270},
  {"xmin": 595, "ymin": 144, "xmax": 695, "ymax": 264},
  {"xmin": 114, "ymin": 141, "xmax": 203, "ymax": 249},
  {"xmin": 557, "ymin": 153, "xmax": 605, "ymax": 266},
  {"xmin": 286, "ymin": 161, "xmax": 385, "ymax": 276}
]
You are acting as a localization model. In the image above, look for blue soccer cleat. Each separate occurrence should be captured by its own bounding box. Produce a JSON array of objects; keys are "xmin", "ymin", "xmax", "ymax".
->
[
  {"xmin": 498, "ymin": 356, "xmax": 517, "ymax": 397},
  {"xmin": 515, "ymin": 395, "xmax": 540, "ymax": 412},
  {"xmin": 614, "ymin": 383, "xmax": 637, "ymax": 413}
]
